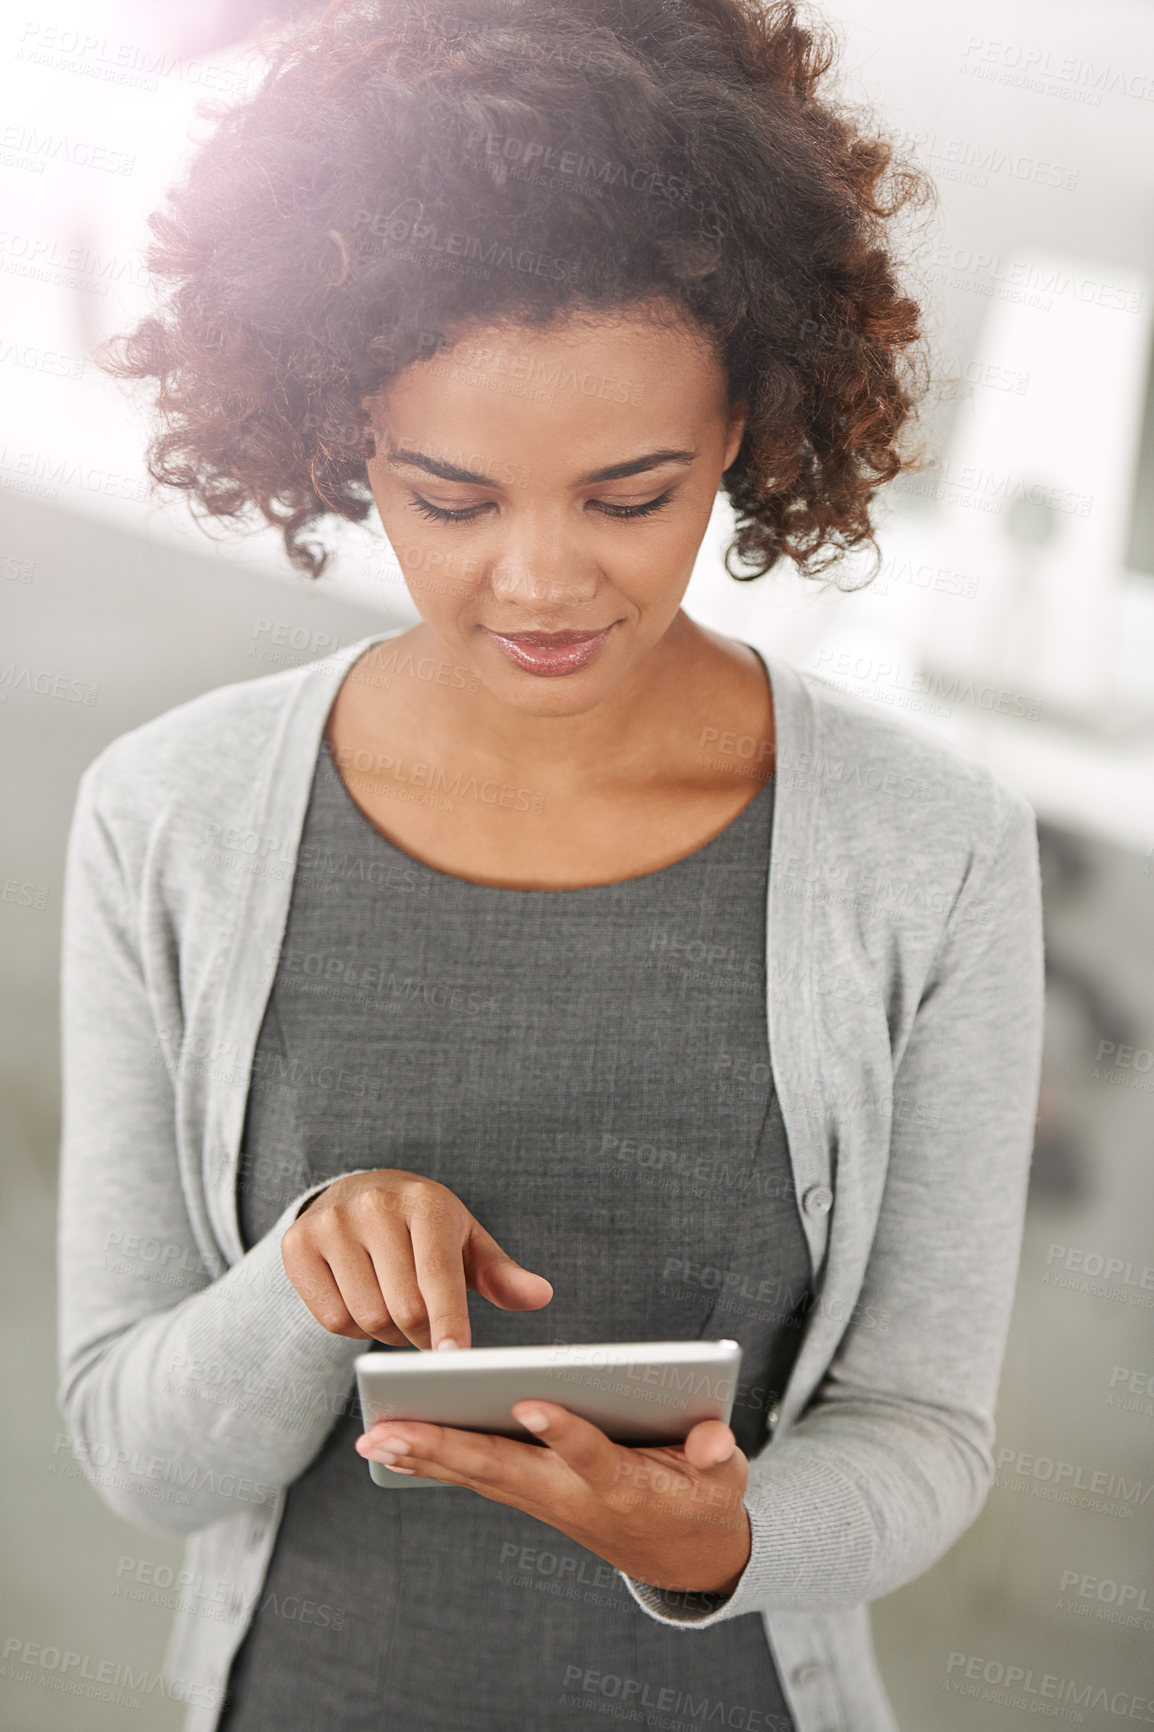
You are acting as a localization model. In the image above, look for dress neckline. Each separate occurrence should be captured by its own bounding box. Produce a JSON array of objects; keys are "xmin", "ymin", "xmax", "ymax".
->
[{"xmin": 315, "ymin": 640, "xmax": 774, "ymax": 895}]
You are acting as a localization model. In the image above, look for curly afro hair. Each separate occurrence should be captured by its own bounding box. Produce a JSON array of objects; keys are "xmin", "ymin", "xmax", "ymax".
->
[{"xmin": 97, "ymin": 0, "xmax": 936, "ymax": 584}]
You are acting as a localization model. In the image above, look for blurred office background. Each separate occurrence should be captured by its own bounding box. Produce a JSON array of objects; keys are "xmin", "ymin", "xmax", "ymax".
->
[{"xmin": 2, "ymin": 0, "xmax": 1153, "ymax": 1725}]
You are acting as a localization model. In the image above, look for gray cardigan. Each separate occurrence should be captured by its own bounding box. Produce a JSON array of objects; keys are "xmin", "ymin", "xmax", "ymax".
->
[{"xmin": 56, "ymin": 626, "xmax": 1045, "ymax": 1732}]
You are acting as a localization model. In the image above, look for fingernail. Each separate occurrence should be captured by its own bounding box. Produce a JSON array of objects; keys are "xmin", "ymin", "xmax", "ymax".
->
[
  {"xmin": 378, "ymin": 1435, "xmax": 410, "ymax": 1455},
  {"xmin": 382, "ymin": 1460, "xmax": 415, "ymax": 1474},
  {"xmin": 437, "ymin": 1338, "xmax": 460, "ymax": 1352},
  {"xmin": 518, "ymin": 1408, "xmax": 548, "ymax": 1432}
]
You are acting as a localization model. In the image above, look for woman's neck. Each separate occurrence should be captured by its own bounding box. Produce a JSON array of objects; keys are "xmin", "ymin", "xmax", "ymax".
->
[{"xmin": 336, "ymin": 611, "xmax": 771, "ymax": 803}]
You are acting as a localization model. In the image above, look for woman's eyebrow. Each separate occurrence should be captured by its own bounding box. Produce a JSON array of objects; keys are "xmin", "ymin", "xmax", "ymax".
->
[
  {"xmin": 385, "ymin": 448, "xmax": 697, "ymax": 486},
  {"xmin": 582, "ymin": 449, "xmax": 696, "ymax": 484}
]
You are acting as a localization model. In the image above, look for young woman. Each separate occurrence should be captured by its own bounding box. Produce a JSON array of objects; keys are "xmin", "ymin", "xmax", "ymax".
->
[{"xmin": 57, "ymin": 2, "xmax": 1045, "ymax": 1729}]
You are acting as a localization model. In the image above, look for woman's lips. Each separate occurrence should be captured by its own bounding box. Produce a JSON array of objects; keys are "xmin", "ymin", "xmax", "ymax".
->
[{"xmin": 483, "ymin": 624, "xmax": 616, "ymax": 677}]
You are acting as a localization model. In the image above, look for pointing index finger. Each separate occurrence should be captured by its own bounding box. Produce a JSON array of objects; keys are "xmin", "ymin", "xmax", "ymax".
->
[{"xmin": 408, "ymin": 1204, "xmax": 472, "ymax": 1351}]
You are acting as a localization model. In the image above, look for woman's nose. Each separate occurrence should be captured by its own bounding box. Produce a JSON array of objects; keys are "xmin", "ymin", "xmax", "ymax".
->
[{"xmin": 488, "ymin": 549, "xmax": 599, "ymax": 612}]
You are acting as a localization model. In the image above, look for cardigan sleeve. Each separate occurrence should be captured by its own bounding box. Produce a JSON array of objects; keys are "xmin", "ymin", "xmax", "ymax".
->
[
  {"xmin": 55, "ymin": 758, "xmax": 382, "ymax": 1536},
  {"xmin": 617, "ymin": 778, "xmax": 1046, "ymax": 1622}
]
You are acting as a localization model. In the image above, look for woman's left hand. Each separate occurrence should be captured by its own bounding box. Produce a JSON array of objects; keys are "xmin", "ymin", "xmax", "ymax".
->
[{"xmin": 355, "ymin": 1402, "xmax": 752, "ymax": 1596}]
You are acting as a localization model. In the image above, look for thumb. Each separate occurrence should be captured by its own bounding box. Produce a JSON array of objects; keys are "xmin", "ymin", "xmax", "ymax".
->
[
  {"xmin": 683, "ymin": 1419, "xmax": 740, "ymax": 1472},
  {"xmin": 466, "ymin": 1225, "xmax": 553, "ymax": 1311}
]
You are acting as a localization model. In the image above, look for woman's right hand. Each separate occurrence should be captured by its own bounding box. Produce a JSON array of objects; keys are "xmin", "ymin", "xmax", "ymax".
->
[{"xmin": 280, "ymin": 1170, "xmax": 554, "ymax": 1350}]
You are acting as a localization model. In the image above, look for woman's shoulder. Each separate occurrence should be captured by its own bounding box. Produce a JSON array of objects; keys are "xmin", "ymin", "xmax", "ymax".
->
[
  {"xmin": 780, "ymin": 657, "xmax": 1035, "ymax": 853},
  {"xmin": 84, "ymin": 662, "xmax": 305, "ymax": 788},
  {"xmin": 75, "ymin": 645, "xmax": 372, "ymax": 832}
]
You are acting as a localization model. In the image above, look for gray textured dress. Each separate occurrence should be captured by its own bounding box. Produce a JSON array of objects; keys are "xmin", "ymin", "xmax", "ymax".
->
[{"xmin": 219, "ymin": 695, "xmax": 812, "ymax": 1731}]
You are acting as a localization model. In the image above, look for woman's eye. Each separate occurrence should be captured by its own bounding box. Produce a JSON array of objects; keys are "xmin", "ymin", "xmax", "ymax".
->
[
  {"xmin": 593, "ymin": 489, "xmax": 677, "ymax": 520},
  {"xmin": 406, "ymin": 488, "xmax": 678, "ymax": 525},
  {"xmin": 407, "ymin": 496, "xmax": 491, "ymax": 524}
]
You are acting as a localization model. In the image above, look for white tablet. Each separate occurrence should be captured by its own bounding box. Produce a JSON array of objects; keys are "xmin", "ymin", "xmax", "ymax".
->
[{"xmin": 355, "ymin": 1338, "xmax": 743, "ymax": 1487}]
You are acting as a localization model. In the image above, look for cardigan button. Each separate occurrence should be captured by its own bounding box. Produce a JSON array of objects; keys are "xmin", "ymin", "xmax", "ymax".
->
[
  {"xmin": 791, "ymin": 1660, "xmax": 823, "ymax": 1687},
  {"xmin": 802, "ymin": 1183, "xmax": 833, "ymax": 1217}
]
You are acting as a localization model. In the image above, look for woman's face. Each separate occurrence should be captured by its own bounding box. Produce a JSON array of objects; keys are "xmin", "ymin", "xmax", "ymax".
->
[{"xmin": 360, "ymin": 301, "xmax": 746, "ymax": 717}]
